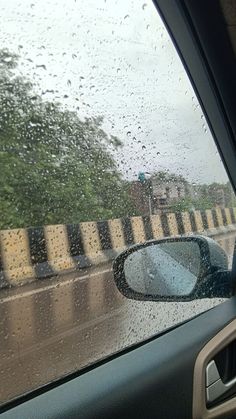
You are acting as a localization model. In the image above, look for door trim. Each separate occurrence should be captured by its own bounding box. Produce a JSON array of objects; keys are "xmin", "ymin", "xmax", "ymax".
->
[{"xmin": 193, "ymin": 318, "xmax": 236, "ymax": 419}]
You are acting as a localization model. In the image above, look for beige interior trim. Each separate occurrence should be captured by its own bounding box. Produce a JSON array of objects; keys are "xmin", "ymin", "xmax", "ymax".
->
[{"xmin": 193, "ymin": 319, "xmax": 236, "ymax": 419}]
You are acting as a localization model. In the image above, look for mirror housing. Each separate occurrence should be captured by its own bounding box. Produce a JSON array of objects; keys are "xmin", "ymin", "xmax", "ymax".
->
[{"xmin": 113, "ymin": 235, "xmax": 234, "ymax": 302}]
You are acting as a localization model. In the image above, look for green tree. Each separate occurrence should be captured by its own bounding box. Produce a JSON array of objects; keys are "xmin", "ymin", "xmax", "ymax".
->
[
  {"xmin": 169, "ymin": 196, "xmax": 214, "ymax": 212},
  {"xmin": 0, "ymin": 49, "xmax": 135, "ymax": 229}
]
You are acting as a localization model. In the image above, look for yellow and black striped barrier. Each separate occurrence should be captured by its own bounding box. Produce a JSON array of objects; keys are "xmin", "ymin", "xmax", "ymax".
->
[{"xmin": 0, "ymin": 207, "xmax": 236, "ymax": 288}]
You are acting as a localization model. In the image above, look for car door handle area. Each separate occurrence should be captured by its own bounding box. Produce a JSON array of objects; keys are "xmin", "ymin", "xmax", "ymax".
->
[
  {"xmin": 193, "ymin": 318, "xmax": 236, "ymax": 419},
  {"xmin": 206, "ymin": 360, "xmax": 236, "ymax": 403}
]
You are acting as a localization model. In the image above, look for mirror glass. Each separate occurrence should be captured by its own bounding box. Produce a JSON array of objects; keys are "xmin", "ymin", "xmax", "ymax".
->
[{"xmin": 124, "ymin": 241, "xmax": 201, "ymax": 297}]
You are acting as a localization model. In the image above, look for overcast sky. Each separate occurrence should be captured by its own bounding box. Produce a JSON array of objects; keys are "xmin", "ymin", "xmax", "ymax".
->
[{"xmin": 0, "ymin": 0, "xmax": 229, "ymax": 184}]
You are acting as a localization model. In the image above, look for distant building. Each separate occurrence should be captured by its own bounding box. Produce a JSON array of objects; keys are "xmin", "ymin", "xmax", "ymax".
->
[
  {"xmin": 129, "ymin": 175, "xmax": 188, "ymax": 215},
  {"xmin": 151, "ymin": 178, "xmax": 186, "ymax": 212},
  {"xmin": 189, "ymin": 184, "xmax": 226, "ymax": 208},
  {"xmin": 129, "ymin": 172, "xmax": 231, "ymax": 215}
]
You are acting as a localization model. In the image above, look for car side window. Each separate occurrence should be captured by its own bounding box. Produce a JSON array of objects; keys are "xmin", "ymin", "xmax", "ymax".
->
[{"xmin": 0, "ymin": 0, "xmax": 235, "ymax": 406}]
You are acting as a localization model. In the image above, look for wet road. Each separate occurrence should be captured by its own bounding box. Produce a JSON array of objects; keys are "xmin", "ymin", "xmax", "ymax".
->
[{"xmin": 0, "ymin": 232, "xmax": 235, "ymax": 405}]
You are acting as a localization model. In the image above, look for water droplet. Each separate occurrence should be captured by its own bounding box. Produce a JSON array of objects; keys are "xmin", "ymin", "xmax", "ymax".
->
[
  {"xmin": 142, "ymin": 3, "xmax": 147, "ymax": 10},
  {"xmin": 36, "ymin": 64, "xmax": 47, "ymax": 70}
]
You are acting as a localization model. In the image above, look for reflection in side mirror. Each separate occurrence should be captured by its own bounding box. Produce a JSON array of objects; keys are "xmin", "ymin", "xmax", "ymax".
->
[
  {"xmin": 113, "ymin": 236, "xmax": 233, "ymax": 302},
  {"xmin": 124, "ymin": 241, "xmax": 201, "ymax": 297}
]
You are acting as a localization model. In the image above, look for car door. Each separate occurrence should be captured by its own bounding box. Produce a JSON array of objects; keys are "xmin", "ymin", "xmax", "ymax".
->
[{"xmin": 1, "ymin": 0, "xmax": 236, "ymax": 419}]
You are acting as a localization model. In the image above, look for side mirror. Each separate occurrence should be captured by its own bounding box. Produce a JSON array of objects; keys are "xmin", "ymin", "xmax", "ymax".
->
[{"xmin": 113, "ymin": 235, "xmax": 234, "ymax": 302}]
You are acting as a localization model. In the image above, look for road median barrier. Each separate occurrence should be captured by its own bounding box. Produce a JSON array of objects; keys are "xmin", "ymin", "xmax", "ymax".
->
[{"xmin": 0, "ymin": 207, "xmax": 235, "ymax": 288}]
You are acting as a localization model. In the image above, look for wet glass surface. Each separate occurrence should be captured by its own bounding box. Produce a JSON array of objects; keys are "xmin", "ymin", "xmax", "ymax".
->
[{"xmin": 0, "ymin": 0, "xmax": 235, "ymax": 405}]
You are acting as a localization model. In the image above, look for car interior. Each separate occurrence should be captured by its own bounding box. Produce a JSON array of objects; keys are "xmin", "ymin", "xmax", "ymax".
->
[{"xmin": 2, "ymin": 0, "xmax": 236, "ymax": 418}]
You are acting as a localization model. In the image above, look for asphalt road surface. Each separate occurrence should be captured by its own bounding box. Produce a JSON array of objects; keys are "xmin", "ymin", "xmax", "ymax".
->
[{"xmin": 0, "ymin": 231, "xmax": 235, "ymax": 405}]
